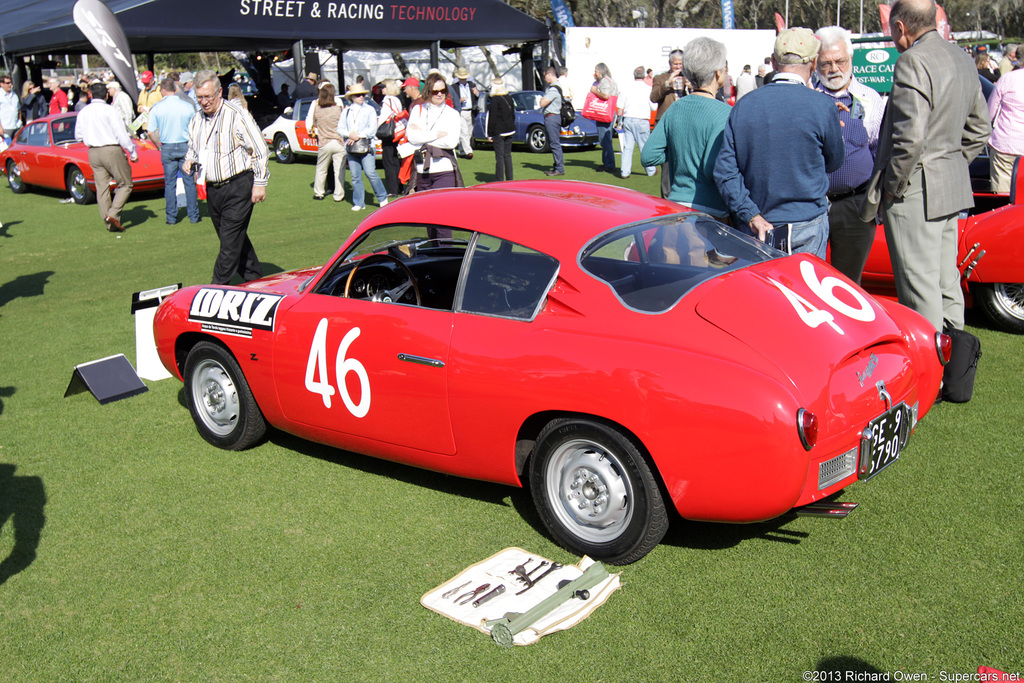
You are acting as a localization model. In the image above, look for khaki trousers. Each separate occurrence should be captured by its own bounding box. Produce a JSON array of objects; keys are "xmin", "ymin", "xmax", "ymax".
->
[{"xmin": 88, "ymin": 145, "xmax": 133, "ymax": 223}]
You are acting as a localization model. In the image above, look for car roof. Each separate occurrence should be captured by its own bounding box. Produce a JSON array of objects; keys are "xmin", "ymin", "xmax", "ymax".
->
[{"xmin": 364, "ymin": 180, "xmax": 691, "ymax": 255}]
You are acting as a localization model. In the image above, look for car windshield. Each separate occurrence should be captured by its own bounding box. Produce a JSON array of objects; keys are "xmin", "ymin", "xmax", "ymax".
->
[{"xmin": 579, "ymin": 213, "xmax": 781, "ymax": 313}]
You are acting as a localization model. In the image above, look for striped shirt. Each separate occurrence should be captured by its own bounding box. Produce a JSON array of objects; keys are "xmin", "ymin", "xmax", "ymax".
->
[{"xmin": 186, "ymin": 99, "xmax": 269, "ymax": 186}]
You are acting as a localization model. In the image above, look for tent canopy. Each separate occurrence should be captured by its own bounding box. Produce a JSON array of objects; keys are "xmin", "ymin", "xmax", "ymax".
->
[{"xmin": 1, "ymin": 0, "xmax": 549, "ymax": 56}]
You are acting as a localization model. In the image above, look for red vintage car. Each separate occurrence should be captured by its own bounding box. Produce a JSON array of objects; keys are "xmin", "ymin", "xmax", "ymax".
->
[
  {"xmin": 1, "ymin": 112, "xmax": 164, "ymax": 204},
  {"xmin": 855, "ymin": 165, "xmax": 1024, "ymax": 334},
  {"xmin": 153, "ymin": 181, "xmax": 949, "ymax": 564}
]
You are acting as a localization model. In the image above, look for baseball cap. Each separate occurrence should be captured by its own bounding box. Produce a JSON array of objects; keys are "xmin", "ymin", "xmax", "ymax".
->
[
  {"xmin": 180, "ymin": 71, "xmax": 194, "ymax": 84},
  {"xmin": 402, "ymin": 76, "xmax": 420, "ymax": 88},
  {"xmin": 140, "ymin": 70, "xmax": 154, "ymax": 84},
  {"xmin": 774, "ymin": 28, "xmax": 819, "ymax": 65}
]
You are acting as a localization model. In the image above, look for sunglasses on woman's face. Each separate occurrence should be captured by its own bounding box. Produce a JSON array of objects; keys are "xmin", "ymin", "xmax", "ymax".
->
[{"xmin": 432, "ymin": 88, "xmax": 447, "ymax": 95}]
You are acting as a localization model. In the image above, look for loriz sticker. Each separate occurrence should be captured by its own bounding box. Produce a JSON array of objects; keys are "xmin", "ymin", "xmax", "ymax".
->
[{"xmin": 188, "ymin": 288, "xmax": 284, "ymax": 338}]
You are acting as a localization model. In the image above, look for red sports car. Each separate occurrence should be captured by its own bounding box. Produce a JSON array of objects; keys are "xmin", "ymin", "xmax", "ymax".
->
[
  {"xmin": 1, "ymin": 112, "xmax": 164, "ymax": 204},
  {"xmin": 153, "ymin": 181, "xmax": 949, "ymax": 564}
]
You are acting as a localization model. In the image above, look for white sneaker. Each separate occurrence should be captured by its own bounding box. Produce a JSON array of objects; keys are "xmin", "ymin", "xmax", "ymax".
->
[
  {"xmin": 351, "ymin": 205, "xmax": 364, "ymax": 212},
  {"xmin": 380, "ymin": 197, "xmax": 389, "ymax": 207}
]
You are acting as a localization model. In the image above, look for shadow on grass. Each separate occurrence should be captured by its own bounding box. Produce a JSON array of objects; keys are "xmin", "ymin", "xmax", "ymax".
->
[
  {"xmin": 121, "ymin": 205, "xmax": 159, "ymax": 230},
  {"xmin": 0, "ymin": 385, "xmax": 14, "ymax": 415},
  {"xmin": 0, "ymin": 464, "xmax": 47, "ymax": 587},
  {"xmin": 0, "ymin": 220, "xmax": 18, "ymax": 237},
  {"xmin": 0, "ymin": 271, "xmax": 55, "ymax": 310},
  {"xmin": 815, "ymin": 656, "xmax": 885, "ymax": 675}
]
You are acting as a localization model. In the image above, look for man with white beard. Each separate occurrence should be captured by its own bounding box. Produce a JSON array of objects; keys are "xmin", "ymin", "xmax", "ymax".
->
[{"xmin": 814, "ymin": 25, "xmax": 884, "ymax": 284}]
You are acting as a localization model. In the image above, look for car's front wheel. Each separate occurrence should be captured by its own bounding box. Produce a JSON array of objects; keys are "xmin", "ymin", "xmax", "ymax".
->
[
  {"xmin": 530, "ymin": 418, "xmax": 668, "ymax": 564},
  {"xmin": 273, "ymin": 133, "xmax": 295, "ymax": 164},
  {"xmin": 974, "ymin": 282, "xmax": 1024, "ymax": 334},
  {"xmin": 184, "ymin": 341, "xmax": 267, "ymax": 450},
  {"xmin": 6, "ymin": 159, "xmax": 26, "ymax": 194},
  {"xmin": 66, "ymin": 165, "xmax": 95, "ymax": 204},
  {"xmin": 526, "ymin": 125, "xmax": 549, "ymax": 153}
]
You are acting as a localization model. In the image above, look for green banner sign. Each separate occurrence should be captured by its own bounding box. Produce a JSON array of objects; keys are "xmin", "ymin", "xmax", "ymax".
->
[{"xmin": 853, "ymin": 47, "xmax": 899, "ymax": 93}]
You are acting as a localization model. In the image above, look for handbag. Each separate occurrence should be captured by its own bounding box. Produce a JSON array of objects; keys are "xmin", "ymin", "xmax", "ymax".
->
[
  {"xmin": 376, "ymin": 117, "xmax": 395, "ymax": 142},
  {"xmin": 581, "ymin": 91, "xmax": 617, "ymax": 123},
  {"xmin": 347, "ymin": 138, "xmax": 371, "ymax": 154},
  {"xmin": 941, "ymin": 326, "xmax": 981, "ymax": 403}
]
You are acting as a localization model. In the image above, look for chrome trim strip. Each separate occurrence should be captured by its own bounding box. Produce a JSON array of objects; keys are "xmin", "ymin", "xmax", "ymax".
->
[{"xmin": 397, "ymin": 353, "xmax": 445, "ymax": 368}]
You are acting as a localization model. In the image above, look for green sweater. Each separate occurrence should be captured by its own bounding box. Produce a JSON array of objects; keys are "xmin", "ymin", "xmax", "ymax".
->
[{"xmin": 641, "ymin": 95, "xmax": 731, "ymax": 217}]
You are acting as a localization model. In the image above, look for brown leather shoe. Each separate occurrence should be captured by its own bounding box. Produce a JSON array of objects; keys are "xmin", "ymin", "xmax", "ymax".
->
[{"xmin": 105, "ymin": 216, "xmax": 124, "ymax": 232}]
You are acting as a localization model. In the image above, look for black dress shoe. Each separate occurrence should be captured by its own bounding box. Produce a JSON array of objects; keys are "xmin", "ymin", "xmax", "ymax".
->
[
  {"xmin": 544, "ymin": 169, "xmax": 564, "ymax": 176},
  {"xmin": 313, "ymin": 195, "xmax": 325, "ymax": 201}
]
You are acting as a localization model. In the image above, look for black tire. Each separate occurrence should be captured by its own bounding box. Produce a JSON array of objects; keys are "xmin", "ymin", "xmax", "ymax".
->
[
  {"xmin": 529, "ymin": 418, "xmax": 668, "ymax": 564},
  {"xmin": 526, "ymin": 125, "xmax": 549, "ymax": 154},
  {"xmin": 273, "ymin": 133, "xmax": 295, "ymax": 164},
  {"xmin": 65, "ymin": 165, "xmax": 95, "ymax": 205},
  {"xmin": 183, "ymin": 341, "xmax": 267, "ymax": 450},
  {"xmin": 6, "ymin": 159, "xmax": 27, "ymax": 194},
  {"xmin": 973, "ymin": 282, "xmax": 1024, "ymax": 334}
]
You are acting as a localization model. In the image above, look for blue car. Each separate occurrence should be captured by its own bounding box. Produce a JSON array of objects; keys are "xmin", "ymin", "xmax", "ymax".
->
[{"xmin": 472, "ymin": 91, "xmax": 598, "ymax": 153}]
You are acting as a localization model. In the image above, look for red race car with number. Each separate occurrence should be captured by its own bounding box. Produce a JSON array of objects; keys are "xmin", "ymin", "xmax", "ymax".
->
[
  {"xmin": 153, "ymin": 181, "xmax": 949, "ymax": 564},
  {"xmin": 1, "ymin": 112, "xmax": 164, "ymax": 204}
]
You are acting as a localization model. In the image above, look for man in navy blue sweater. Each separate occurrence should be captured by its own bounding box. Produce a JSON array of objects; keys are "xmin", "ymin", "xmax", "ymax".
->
[{"xmin": 714, "ymin": 28, "xmax": 844, "ymax": 257}]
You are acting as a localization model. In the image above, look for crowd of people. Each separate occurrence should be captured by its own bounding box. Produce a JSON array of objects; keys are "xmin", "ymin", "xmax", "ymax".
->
[{"xmin": 0, "ymin": 0, "xmax": 1009, "ymax": 340}]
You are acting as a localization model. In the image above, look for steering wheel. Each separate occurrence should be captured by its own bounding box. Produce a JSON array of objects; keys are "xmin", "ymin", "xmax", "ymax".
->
[{"xmin": 343, "ymin": 254, "xmax": 422, "ymax": 306}]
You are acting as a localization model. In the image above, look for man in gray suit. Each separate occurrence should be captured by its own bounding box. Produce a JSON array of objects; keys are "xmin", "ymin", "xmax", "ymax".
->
[{"xmin": 860, "ymin": 0, "xmax": 990, "ymax": 333}]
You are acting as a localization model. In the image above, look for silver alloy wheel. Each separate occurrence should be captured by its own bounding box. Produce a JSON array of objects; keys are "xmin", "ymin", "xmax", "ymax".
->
[
  {"xmin": 67, "ymin": 167, "xmax": 90, "ymax": 203},
  {"xmin": 7, "ymin": 160, "xmax": 25, "ymax": 193},
  {"xmin": 274, "ymin": 134, "xmax": 294, "ymax": 163},
  {"xmin": 527, "ymin": 126, "xmax": 548, "ymax": 153},
  {"xmin": 544, "ymin": 438, "xmax": 634, "ymax": 543},
  {"xmin": 190, "ymin": 358, "xmax": 241, "ymax": 437}
]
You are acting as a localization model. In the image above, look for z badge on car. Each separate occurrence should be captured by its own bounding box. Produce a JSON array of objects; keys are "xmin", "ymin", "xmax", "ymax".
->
[{"xmin": 188, "ymin": 288, "xmax": 284, "ymax": 338}]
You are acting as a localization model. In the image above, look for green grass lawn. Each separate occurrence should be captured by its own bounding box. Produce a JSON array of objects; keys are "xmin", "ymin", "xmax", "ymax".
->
[{"xmin": 1, "ymin": 147, "xmax": 1022, "ymax": 681}]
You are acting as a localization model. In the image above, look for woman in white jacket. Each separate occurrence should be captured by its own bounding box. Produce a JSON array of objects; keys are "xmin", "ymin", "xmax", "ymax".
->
[
  {"xmin": 339, "ymin": 84, "xmax": 388, "ymax": 211},
  {"xmin": 405, "ymin": 73, "xmax": 463, "ymax": 194}
]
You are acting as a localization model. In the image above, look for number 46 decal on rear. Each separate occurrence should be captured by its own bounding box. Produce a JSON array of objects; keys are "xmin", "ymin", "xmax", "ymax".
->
[
  {"xmin": 305, "ymin": 318, "xmax": 371, "ymax": 417},
  {"xmin": 768, "ymin": 261, "xmax": 875, "ymax": 335}
]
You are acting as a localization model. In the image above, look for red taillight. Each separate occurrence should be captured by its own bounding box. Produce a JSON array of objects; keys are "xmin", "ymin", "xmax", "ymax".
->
[
  {"xmin": 936, "ymin": 332, "xmax": 952, "ymax": 366},
  {"xmin": 797, "ymin": 408, "xmax": 818, "ymax": 451}
]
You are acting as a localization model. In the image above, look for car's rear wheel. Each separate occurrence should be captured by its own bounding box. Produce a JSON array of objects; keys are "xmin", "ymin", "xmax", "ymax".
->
[
  {"xmin": 529, "ymin": 418, "xmax": 668, "ymax": 564},
  {"xmin": 526, "ymin": 125, "xmax": 549, "ymax": 153},
  {"xmin": 6, "ymin": 159, "xmax": 26, "ymax": 194},
  {"xmin": 184, "ymin": 341, "xmax": 267, "ymax": 450},
  {"xmin": 273, "ymin": 133, "xmax": 295, "ymax": 164},
  {"xmin": 66, "ymin": 165, "xmax": 95, "ymax": 205},
  {"xmin": 974, "ymin": 282, "xmax": 1024, "ymax": 334}
]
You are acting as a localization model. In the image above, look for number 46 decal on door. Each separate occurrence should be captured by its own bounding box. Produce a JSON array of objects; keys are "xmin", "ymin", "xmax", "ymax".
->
[
  {"xmin": 304, "ymin": 318, "xmax": 372, "ymax": 417},
  {"xmin": 768, "ymin": 261, "xmax": 876, "ymax": 335}
]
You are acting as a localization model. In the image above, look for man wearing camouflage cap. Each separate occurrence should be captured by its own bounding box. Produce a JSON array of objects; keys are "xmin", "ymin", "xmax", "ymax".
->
[{"xmin": 714, "ymin": 27, "xmax": 844, "ymax": 257}]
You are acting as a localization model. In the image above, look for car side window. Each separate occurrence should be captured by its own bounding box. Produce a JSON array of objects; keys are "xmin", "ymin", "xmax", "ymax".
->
[
  {"xmin": 51, "ymin": 118, "xmax": 76, "ymax": 145},
  {"xmin": 457, "ymin": 235, "xmax": 559, "ymax": 321},
  {"xmin": 19, "ymin": 122, "xmax": 49, "ymax": 146},
  {"xmin": 297, "ymin": 100, "xmax": 311, "ymax": 120}
]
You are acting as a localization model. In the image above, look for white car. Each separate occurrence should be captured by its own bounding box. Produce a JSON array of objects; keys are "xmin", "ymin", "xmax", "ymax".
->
[{"xmin": 261, "ymin": 97, "xmax": 382, "ymax": 164}]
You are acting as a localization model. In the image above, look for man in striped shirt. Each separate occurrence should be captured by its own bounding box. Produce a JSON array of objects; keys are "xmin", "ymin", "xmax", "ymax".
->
[{"xmin": 184, "ymin": 70, "xmax": 269, "ymax": 285}]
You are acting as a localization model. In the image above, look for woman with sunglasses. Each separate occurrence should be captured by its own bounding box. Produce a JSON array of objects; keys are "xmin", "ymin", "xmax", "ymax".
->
[
  {"xmin": 339, "ymin": 84, "xmax": 388, "ymax": 211},
  {"xmin": 405, "ymin": 73, "xmax": 464, "ymax": 195}
]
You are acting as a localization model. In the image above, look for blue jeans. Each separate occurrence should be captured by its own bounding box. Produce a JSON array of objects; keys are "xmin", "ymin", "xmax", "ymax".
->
[
  {"xmin": 619, "ymin": 117, "xmax": 656, "ymax": 177},
  {"xmin": 745, "ymin": 212, "xmax": 830, "ymax": 258},
  {"xmin": 544, "ymin": 114, "xmax": 563, "ymax": 172},
  {"xmin": 596, "ymin": 120, "xmax": 615, "ymax": 170},
  {"xmin": 348, "ymin": 151, "xmax": 387, "ymax": 207},
  {"xmin": 161, "ymin": 142, "xmax": 198, "ymax": 223}
]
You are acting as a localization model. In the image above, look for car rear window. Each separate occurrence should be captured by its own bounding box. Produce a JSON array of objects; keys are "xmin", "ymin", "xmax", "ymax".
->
[{"xmin": 579, "ymin": 213, "xmax": 779, "ymax": 313}]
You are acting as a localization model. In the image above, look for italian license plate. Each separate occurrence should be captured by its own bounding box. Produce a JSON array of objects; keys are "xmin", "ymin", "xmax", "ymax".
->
[{"xmin": 858, "ymin": 403, "xmax": 912, "ymax": 480}]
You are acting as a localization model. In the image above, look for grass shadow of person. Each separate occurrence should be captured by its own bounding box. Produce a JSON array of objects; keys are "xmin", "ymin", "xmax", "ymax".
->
[{"xmin": 0, "ymin": 464, "xmax": 47, "ymax": 587}]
